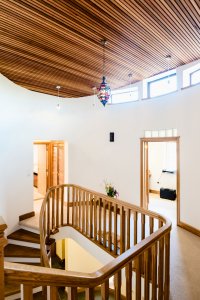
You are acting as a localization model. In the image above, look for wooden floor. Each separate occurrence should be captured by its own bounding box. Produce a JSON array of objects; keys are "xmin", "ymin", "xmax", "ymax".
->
[{"xmin": 148, "ymin": 193, "xmax": 200, "ymax": 300}]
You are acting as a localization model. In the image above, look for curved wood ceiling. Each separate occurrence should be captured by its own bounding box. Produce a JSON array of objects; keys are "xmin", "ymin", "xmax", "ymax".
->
[{"xmin": 0, "ymin": 0, "xmax": 200, "ymax": 98}]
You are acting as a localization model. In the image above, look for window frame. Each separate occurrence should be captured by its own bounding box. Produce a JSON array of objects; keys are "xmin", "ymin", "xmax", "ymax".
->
[
  {"xmin": 147, "ymin": 72, "xmax": 177, "ymax": 99},
  {"xmin": 189, "ymin": 68, "xmax": 200, "ymax": 86},
  {"xmin": 109, "ymin": 86, "xmax": 139, "ymax": 105}
]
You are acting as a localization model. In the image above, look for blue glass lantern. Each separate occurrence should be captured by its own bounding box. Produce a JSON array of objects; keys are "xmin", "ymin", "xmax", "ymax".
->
[{"xmin": 97, "ymin": 76, "xmax": 111, "ymax": 106}]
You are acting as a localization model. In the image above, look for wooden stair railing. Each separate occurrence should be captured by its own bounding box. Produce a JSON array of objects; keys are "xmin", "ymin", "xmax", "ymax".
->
[
  {"xmin": 3, "ymin": 184, "xmax": 171, "ymax": 299},
  {"xmin": 0, "ymin": 217, "xmax": 7, "ymax": 300}
]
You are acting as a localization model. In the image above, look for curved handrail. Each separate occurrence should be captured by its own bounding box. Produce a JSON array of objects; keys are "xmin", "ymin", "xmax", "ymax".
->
[
  {"xmin": 5, "ymin": 184, "xmax": 172, "ymax": 299},
  {"xmin": 5, "ymin": 219, "xmax": 170, "ymax": 287},
  {"xmin": 40, "ymin": 184, "xmax": 171, "ymax": 268}
]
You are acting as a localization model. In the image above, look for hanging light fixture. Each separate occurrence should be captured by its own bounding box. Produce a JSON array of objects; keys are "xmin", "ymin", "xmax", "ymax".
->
[
  {"xmin": 128, "ymin": 73, "xmax": 133, "ymax": 97},
  {"xmin": 56, "ymin": 85, "xmax": 61, "ymax": 111},
  {"xmin": 97, "ymin": 39, "xmax": 111, "ymax": 106}
]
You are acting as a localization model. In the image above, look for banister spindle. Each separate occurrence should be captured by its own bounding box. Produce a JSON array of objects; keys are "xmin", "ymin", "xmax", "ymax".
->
[
  {"xmin": 151, "ymin": 243, "xmax": 158, "ymax": 300},
  {"xmin": 120, "ymin": 206, "xmax": 125, "ymax": 254},
  {"xmin": 68, "ymin": 287, "xmax": 78, "ymax": 300},
  {"xmin": 114, "ymin": 270, "xmax": 122, "ymax": 300},
  {"xmin": 114, "ymin": 203, "xmax": 118, "ymax": 255},
  {"xmin": 103, "ymin": 199, "xmax": 107, "ymax": 247},
  {"xmin": 126, "ymin": 262, "xmax": 132, "ymax": 300},
  {"xmin": 135, "ymin": 256, "xmax": 141, "ymax": 300},
  {"xmin": 164, "ymin": 232, "xmax": 170, "ymax": 300},
  {"xmin": 61, "ymin": 186, "xmax": 64, "ymax": 226},
  {"xmin": 101, "ymin": 279, "xmax": 109, "ymax": 300},
  {"xmin": 0, "ymin": 217, "xmax": 7, "ymax": 300},
  {"xmin": 86, "ymin": 287, "xmax": 94, "ymax": 300},
  {"xmin": 21, "ymin": 284, "xmax": 33, "ymax": 300}
]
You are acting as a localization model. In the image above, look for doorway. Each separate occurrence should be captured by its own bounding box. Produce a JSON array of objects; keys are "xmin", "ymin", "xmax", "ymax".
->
[
  {"xmin": 33, "ymin": 141, "xmax": 65, "ymax": 201},
  {"xmin": 140, "ymin": 137, "xmax": 180, "ymax": 225}
]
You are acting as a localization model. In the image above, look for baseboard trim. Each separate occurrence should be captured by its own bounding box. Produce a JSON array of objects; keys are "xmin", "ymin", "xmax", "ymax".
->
[
  {"xmin": 149, "ymin": 189, "xmax": 160, "ymax": 195},
  {"xmin": 178, "ymin": 221, "xmax": 200, "ymax": 237},
  {"xmin": 19, "ymin": 211, "xmax": 35, "ymax": 221}
]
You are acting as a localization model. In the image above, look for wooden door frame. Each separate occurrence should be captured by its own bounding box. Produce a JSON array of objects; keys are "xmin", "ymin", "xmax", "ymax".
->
[
  {"xmin": 140, "ymin": 137, "xmax": 180, "ymax": 225},
  {"xmin": 33, "ymin": 140, "xmax": 64, "ymax": 191}
]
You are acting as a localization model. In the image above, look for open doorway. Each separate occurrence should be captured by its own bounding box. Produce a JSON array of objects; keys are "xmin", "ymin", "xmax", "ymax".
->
[
  {"xmin": 140, "ymin": 137, "xmax": 180, "ymax": 226},
  {"xmin": 33, "ymin": 141, "xmax": 65, "ymax": 201}
]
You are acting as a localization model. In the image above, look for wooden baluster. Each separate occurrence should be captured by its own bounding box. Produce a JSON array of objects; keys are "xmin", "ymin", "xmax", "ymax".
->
[
  {"xmin": 86, "ymin": 287, "xmax": 94, "ymax": 300},
  {"xmin": 164, "ymin": 232, "xmax": 170, "ymax": 300},
  {"xmin": 56, "ymin": 188, "xmax": 59, "ymax": 228},
  {"xmin": 52, "ymin": 189, "xmax": 55, "ymax": 230},
  {"xmin": 141, "ymin": 214, "xmax": 145, "ymax": 240},
  {"xmin": 72, "ymin": 186, "xmax": 75, "ymax": 226},
  {"xmin": 50, "ymin": 286, "xmax": 58, "ymax": 300},
  {"xmin": 98, "ymin": 198, "xmax": 102, "ymax": 244},
  {"xmin": 114, "ymin": 270, "xmax": 121, "ymax": 300},
  {"xmin": 101, "ymin": 280, "xmax": 109, "ymax": 300},
  {"xmin": 47, "ymin": 195, "xmax": 50, "ymax": 237},
  {"xmin": 120, "ymin": 206, "xmax": 125, "ymax": 254},
  {"xmin": 114, "ymin": 203, "xmax": 118, "ymax": 255},
  {"xmin": 61, "ymin": 186, "xmax": 64, "ymax": 226},
  {"xmin": 94, "ymin": 196, "xmax": 97, "ymax": 240},
  {"xmin": 151, "ymin": 243, "xmax": 158, "ymax": 300},
  {"xmin": 103, "ymin": 199, "xmax": 107, "ymax": 247},
  {"xmin": 43, "ymin": 204, "xmax": 46, "ymax": 239},
  {"xmin": 135, "ymin": 256, "xmax": 141, "ymax": 300},
  {"xmin": 67, "ymin": 186, "xmax": 70, "ymax": 225},
  {"xmin": 90, "ymin": 194, "xmax": 93, "ymax": 238},
  {"xmin": 0, "ymin": 217, "xmax": 7, "ymax": 300},
  {"xmin": 150, "ymin": 217, "xmax": 154, "ymax": 234},
  {"xmin": 158, "ymin": 236, "xmax": 164, "ymax": 299},
  {"xmin": 134, "ymin": 211, "xmax": 138, "ymax": 245},
  {"xmin": 21, "ymin": 284, "xmax": 33, "ymax": 300},
  {"xmin": 79, "ymin": 189, "xmax": 82, "ymax": 231},
  {"xmin": 82, "ymin": 190, "xmax": 85, "ymax": 233},
  {"xmin": 68, "ymin": 287, "xmax": 78, "ymax": 300},
  {"xmin": 127, "ymin": 209, "xmax": 131, "ymax": 250},
  {"xmin": 86, "ymin": 192, "xmax": 89, "ymax": 236},
  {"xmin": 76, "ymin": 188, "xmax": 79, "ymax": 228},
  {"xmin": 126, "ymin": 262, "xmax": 132, "ymax": 300},
  {"xmin": 108, "ymin": 202, "xmax": 112, "ymax": 251},
  {"xmin": 144, "ymin": 250, "xmax": 150, "ymax": 300}
]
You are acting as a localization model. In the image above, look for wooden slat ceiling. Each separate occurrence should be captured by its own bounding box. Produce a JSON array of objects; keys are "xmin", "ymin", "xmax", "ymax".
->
[{"xmin": 0, "ymin": 0, "xmax": 200, "ymax": 98}]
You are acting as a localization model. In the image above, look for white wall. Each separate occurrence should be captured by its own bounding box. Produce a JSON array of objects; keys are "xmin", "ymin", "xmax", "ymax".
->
[
  {"xmin": 149, "ymin": 142, "xmax": 176, "ymax": 191},
  {"xmin": 0, "ymin": 73, "xmax": 200, "ymax": 232}
]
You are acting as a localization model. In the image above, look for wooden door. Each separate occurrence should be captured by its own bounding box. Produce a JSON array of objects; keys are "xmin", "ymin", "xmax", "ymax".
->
[
  {"xmin": 37, "ymin": 144, "xmax": 47, "ymax": 195},
  {"xmin": 51, "ymin": 142, "xmax": 64, "ymax": 187}
]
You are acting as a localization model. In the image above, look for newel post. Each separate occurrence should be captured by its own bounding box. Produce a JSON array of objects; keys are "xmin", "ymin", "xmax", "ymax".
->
[{"xmin": 0, "ymin": 217, "xmax": 7, "ymax": 300}]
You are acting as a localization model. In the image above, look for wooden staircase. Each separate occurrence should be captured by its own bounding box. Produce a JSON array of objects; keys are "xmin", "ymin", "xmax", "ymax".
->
[{"xmin": 4, "ymin": 227, "xmax": 42, "ymax": 299}]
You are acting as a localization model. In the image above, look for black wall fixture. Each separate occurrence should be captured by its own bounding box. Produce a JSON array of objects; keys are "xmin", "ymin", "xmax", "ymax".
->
[{"xmin": 110, "ymin": 132, "xmax": 114, "ymax": 142}]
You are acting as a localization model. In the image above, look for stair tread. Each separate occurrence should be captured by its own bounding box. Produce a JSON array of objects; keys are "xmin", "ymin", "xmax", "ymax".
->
[
  {"xmin": 7, "ymin": 228, "xmax": 40, "ymax": 244},
  {"xmin": 5, "ymin": 244, "xmax": 41, "ymax": 258}
]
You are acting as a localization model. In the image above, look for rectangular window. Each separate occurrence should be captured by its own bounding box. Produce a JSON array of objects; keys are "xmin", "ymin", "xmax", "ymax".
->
[
  {"xmin": 110, "ymin": 86, "xmax": 138, "ymax": 104},
  {"xmin": 190, "ymin": 69, "xmax": 200, "ymax": 86},
  {"xmin": 143, "ymin": 69, "xmax": 177, "ymax": 99},
  {"xmin": 182, "ymin": 62, "xmax": 200, "ymax": 87},
  {"xmin": 147, "ymin": 73, "xmax": 177, "ymax": 98}
]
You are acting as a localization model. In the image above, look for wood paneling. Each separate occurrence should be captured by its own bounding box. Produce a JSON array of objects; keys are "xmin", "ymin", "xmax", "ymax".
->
[{"xmin": 0, "ymin": 0, "xmax": 200, "ymax": 98}]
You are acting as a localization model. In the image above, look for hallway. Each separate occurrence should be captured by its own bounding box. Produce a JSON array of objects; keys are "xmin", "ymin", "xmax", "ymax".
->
[{"xmin": 149, "ymin": 193, "xmax": 200, "ymax": 300}]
